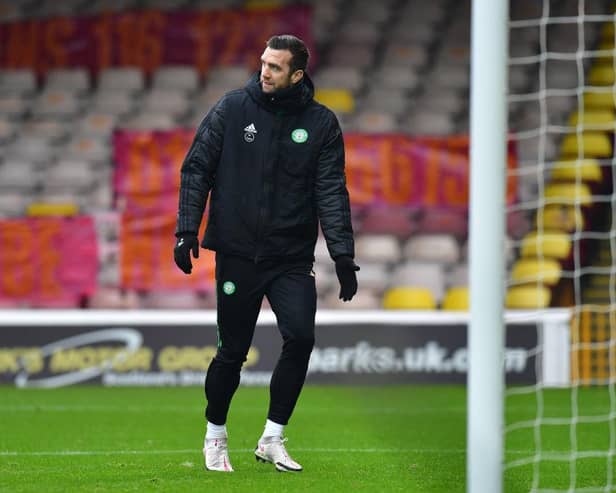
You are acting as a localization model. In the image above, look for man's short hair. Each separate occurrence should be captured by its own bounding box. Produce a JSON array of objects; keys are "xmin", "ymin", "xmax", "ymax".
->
[{"xmin": 266, "ymin": 34, "xmax": 310, "ymax": 74}]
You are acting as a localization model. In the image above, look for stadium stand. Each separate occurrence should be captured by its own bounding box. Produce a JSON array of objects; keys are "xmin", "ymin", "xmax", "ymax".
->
[{"xmin": 0, "ymin": 0, "xmax": 612, "ymax": 311}]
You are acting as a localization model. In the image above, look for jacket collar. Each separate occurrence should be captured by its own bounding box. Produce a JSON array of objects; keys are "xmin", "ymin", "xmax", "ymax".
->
[{"xmin": 245, "ymin": 71, "xmax": 314, "ymax": 114}]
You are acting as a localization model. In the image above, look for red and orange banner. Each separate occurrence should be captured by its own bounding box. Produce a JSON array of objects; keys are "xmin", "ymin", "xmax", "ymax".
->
[
  {"xmin": 0, "ymin": 5, "xmax": 313, "ymax": 76},
  {"xmin": 0, "ymin": 216, "xmax": 97, "ymax": 306},
  {"xmin": 113, "ymin": 130, "xmax": 214, "ymax": 291},
  {"xmin": 344, "ymin": 135, "xmax": 518, "ymax": 208}
]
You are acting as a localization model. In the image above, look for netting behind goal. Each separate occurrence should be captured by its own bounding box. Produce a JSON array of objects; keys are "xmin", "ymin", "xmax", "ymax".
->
[{"xmin": 505, "ymin": 0, "xmax": 616, "ymax": 491}]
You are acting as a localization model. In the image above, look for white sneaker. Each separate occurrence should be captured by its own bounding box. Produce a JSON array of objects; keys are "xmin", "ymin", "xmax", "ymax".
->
[
  {"xmin": 203, "ymin": 438, "xmax": 234, "ymax": 472},
  {"xmin": 255, "ymin": 436, "xmax": 303, "ymax": 472}
]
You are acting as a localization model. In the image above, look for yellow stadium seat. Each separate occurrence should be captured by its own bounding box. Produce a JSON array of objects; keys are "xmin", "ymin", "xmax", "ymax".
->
[
  {"xmin": 544, "ymin": 182, "xmax": 593, "ymax": 205},
  {"xmin": 441, "ymin": 286, "xmax": 469, "ymax": 311},
  {"xmin": 568, "ymin": 109, "xmax": 615, "ymax": 130},
  {"xmin": 511, "ymin": 258, "xmax": 562, "ymax": 286},
  {"xmin": 588, "ymin": 64, "xmax": 616, "ymax": 86},
  {"xmin": 582, "ymin": 91, "xmax": 615, "ymax": 110},
  {"xmin": 560, "ymin": 132, "xmax": 612, "ymax": 158},
  {"xmin": 506, "ymin": 285, "xmax": 551, "ymax": 309},
  {"xmin": 600, "ymin": 22, "xmax": 614, "ymax": 42},
  {"xmin": 520, "ymin": 231, "xmax": 571, "ymax": 259},
  {"xmin": 596, "ymin": 39, "xmax": 616, "ymax": 63},
  {"xmin": 314, "ymin": 89, "xmax": 355, "ymax": 113},
  {"xmin": 26, "ymin": 202, "xmax": 79, "ymax": 216},
  {"xmin": 550, "ymin": 158, "xmax": 602, "ymax": 182},
  {"xmin": 382, "ymin": 287, "xmax": 437, "ymax": 310},
  {"xmin": 535, "ymin": 204, "xmax": 584, "ymax": 232}
]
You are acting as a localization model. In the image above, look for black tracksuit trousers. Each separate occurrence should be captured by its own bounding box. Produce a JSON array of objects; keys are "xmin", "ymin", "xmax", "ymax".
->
[{"xmin": 205, "ymin": 253, "xmax": 316, "ymax": 426}]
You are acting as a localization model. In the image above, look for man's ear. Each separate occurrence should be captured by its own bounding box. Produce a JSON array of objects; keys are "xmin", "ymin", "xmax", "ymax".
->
[{"xmin": 291, "ymin": 69, "xmax": 304, "ymax": 84}]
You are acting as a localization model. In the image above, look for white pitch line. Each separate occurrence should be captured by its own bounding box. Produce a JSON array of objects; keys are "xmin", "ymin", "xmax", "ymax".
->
[
  {"xmin": 0, "ymin": 405, "xmax": 466, "ymax": 414},
  {"xmin": 0, "ymin": 447, "xmax": 537, "ymax": 458}
]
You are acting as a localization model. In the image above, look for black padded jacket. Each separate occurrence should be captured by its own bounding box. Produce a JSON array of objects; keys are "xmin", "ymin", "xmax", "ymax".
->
[{"xmin": 175, "ymin": 72, "xmax": 354, "ymax": 262}]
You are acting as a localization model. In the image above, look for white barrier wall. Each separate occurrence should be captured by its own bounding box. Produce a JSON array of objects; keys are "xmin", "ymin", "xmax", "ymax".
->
[{"xmin": 0, "ymin": 309, "xmax": 571, "ymax": 388}]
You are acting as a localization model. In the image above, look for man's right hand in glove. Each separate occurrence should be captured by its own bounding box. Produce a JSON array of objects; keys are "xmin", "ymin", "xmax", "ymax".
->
[{"xmin": 174, "ymin": 233, "xmax": 199, "ymax": 274}]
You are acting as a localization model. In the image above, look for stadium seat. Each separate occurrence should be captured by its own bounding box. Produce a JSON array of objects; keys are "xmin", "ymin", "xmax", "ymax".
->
[
  {"xmin": 206, "ymin": 65, "xmax": 251, "ymax": 88},
  {"xmin": 361, "ymin": 88, "xmax": 410, "ymax": 116},
  {"xmin": 446, "ymin": 263, "xmax": 468, "ymax": 288},
  {"xmin": 142, "ymin": 89, "xmax": 191, "ymax": 117},
  {"xmin": 568, "ymin": 109, "xmax": 615, "ymax": 130},
  {"xmin": 0, "ymin": 159, "xmax": 40, "ymax": 191},
  {"xmin": 560, "ymin": 132, "xmax": 612, "ymax": 158},
  {"xmin": 441, "ymin": 286, "xmax": 469, "ymax": 311},
  {"xmin": 373, "ymin": 66, "xmax": 419, "ymax": 90},
  {"xmin": 26, "ymin": 202, "xmax": 79, "ymax": 216},
  {"xmin": 390, "ymin": 261, "xmax": 446, "ymax": 301},
  {"xmin": 314, "ymin": 89, "xmax": 355, "ymax": 113},
  {"xmin": 5, "ymin": 136, "xmax": 53, "ymax": 163},
  {"xmin": 382, "ymin": 287, "xmax": 437, "ymax": 310},
  {"xmin": 510, "ymin": 258, "xmax": 562, "ymax": 286},
  {"xmin": 45, "ymin": 68, "xmax": 90, "ymax": 93},
  {"xmin": 535, "ymin": 204, "xmax": 584, "ymax": 232},
  {"xmin": 338, "ymin": 19, "xmax": 381, "ymax": 43},
  {"xmin": 121, "ymin": 112, "xmax": 176, "ymax": 130},
  {"xmin": 312, "ymin": 67, "xmax": 364, "ymax": 93},
  {"xmin": 0, "ymin": 117, "xmax": 17, "ymax": 143},
  {"xmin": 21, "ymin": 120, "xmax": 70, "ymax": 142},
  {"xmin": 383, "ymin": 43, "xmax": 429, "ymax": 67},
  {"xmin": 549, "ymin": 158, "xmax": 602, "ymax": 182},
  {"xmin": 355, "ymin": 262, "xmax": 390, "ymax": 292},
  {"xmin": 43, "ymin": 159, "xmax": 96, "ymax": 192},
  {"xmin": 403, "ymin": 234, "xmax": 460, "ymax": 264},
  {"xmin": 520, "ymin": 231, "xmax": 572, "ymax": 259},
  {"xmin": 355, "ymin": 234, "xmax": 401, "ymax": 263},
  {"xmin": 0, "ymin": 191, "xmax": 28, "ymax": 216},
  {"xmin": 32, "ymin": 90, "xmax": 81, "ymax": 119},
  {"xmin": 0, "ymin": 69, "xmax": 36, "ymax": 95},
  {"xmin": 544, "ymin": 182, "xmax": 593, "ymax": 206},
  {"xmin": 62, "ymin": 136, "xmax": 109, "ymax": 162},
  {"xmin": 152, "ymin": 65, "xmax": 199, "ymax": 92},
  {"xmin": 506, "ymin": 285, "xmax": 551, "ymax": 309},
  {"xmin": 329, "ymin": 42, "xmax": 376, "ymax": 69},
  {"xmin": 0, "ymin": 95, "xmax": 30, "ymax": 118},
  {"xmin": 588, "ymin": 64, "xmax": 616, "ymax": 86},
  {"xmin": 582, "ymin": 90, "xmax": 615, "ymax": 110},
  {"xmin": 78, "ymin": 113, "xmax": 117, "ymax": 138},
  {"xmin": 91, "ymin": 91, "xmax": 135, "ymax": 116},
  {"xmin": 98, "ymin": 67, "xmax": 145, "ymax": 92}
]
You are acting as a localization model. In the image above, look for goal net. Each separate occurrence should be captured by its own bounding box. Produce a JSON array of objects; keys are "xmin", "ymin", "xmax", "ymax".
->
[{"xmin": 504, "ymin": 0, "xmax": 616, "ymax": 491}]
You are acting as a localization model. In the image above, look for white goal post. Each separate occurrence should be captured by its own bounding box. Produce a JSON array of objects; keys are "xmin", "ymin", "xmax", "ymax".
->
[{"xmin": 467, "ymin": 1, "xmax": 510, "ymax": 493}]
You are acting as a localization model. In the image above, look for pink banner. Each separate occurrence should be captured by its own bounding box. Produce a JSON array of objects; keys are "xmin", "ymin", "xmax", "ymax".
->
[
  {"xmin": 0, "ymin": 216, "xmax": 98, "ymax": 306},
  {"xmin": 343, "ymin": 134, "xmax": 518, "ymax": 209},
  {"xmin": 0, "ymin": 6, "xmax": 314, "ymax": 76},
  {"xmin": 113, "ymin": 130, "xmax": 214, "ymax": 291}
]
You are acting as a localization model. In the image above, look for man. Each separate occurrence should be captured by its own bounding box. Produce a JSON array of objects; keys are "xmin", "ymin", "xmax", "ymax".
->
[{"xmin": 174, "ymin": 34, "xmax": 359, "ymax": 473}]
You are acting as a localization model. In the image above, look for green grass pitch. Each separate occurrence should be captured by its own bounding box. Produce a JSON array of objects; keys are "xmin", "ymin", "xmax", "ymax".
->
[{"xmin": 0, "ymin": 384, "xmax": 614, "ymax": 492}]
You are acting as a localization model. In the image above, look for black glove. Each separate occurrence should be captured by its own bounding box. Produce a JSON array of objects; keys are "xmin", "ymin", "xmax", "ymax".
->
[
  {"xmin": 335, "ymin": 256, "xmax": 360, "ymax": 301},
  {"xmin": 174, "ymin": 233, "xmax": 199, "ymax": 274}
]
